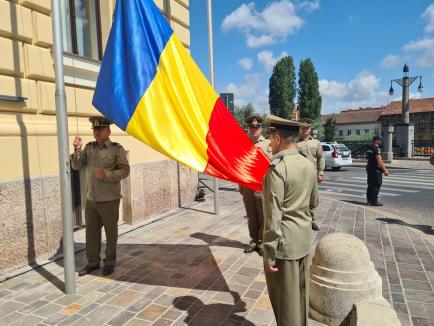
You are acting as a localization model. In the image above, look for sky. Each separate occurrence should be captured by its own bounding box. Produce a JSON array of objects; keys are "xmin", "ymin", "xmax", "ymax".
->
[{"xmin": 189, "ymin": 1, "xmax": 434, "ymax": 115}]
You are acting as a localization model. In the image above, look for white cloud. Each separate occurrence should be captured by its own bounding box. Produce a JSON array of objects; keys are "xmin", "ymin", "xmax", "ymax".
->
[
  {"xmin": 221, "ymin": 1, "xmax": 305, "ymax": 48},
  {"xmin": 297, "ymin": 0, "xmax": 320, "ymax": 14},
  {"xmin": 238, "ymin": 57, "xmax": 253, "ymax": 71},
  {"xmin": 257, "ymin": 50, "xmax": 288, "ymax": 71},
  {"xmin": 402, "ymin": 38, "xmax": 434, "ymax": 67},
  {"xmin": 319, "ymin": 71, "xmax": 390, "ymax": 113},
  {"xmin": 224, "ymin": 74, "xmax": 262, "ymax": 97},
  {"xmin": 422, "ymin": 3, "xmax": 434, "ymax": 33},
  {"xmin": 380, "ymin": 54, "xmax": 401, "ymax": 69}
]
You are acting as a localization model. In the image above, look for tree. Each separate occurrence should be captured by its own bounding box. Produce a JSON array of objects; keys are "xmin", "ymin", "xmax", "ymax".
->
[
  {"xmin": 298, "ymin": 58, "xmax": 322, "ymax": 121},
  {"xmin": 323, "ymin": 117, "xmax": 336, "ymax": 142},
  {"xmin": 269, "ymin": 56, "xmax": 296, "ymax": 119},
  {"xmin": 234, "ymin": 103, "xmax": 255, "ymax": 127}
]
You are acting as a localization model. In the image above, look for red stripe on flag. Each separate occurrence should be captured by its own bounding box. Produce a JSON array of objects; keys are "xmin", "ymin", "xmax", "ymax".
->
[{"xmin": 204, "ymin": 98, "xmax": 270, "ymax": 191}]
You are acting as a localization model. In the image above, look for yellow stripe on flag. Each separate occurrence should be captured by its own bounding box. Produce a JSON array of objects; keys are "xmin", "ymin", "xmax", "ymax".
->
[{"xmin": 126, "ymin": 35, "xmax": 218, "ymax": 171}]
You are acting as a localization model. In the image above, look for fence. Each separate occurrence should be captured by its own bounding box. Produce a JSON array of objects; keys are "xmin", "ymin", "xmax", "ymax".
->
[
  {"xmin": 341, "ymin": 141, "xmax": 403, "ymax": 159},
  {"xmin": 412, "ymin": 140, "xmax": 434, "ymax": 157}
]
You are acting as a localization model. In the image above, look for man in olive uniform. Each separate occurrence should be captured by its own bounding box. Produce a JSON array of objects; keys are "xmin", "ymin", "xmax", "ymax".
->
[
  {"xmin": 240, "ymin": 115, "xmax": 271, "ymax": 254},
  {"xmin": 297, "ymin": 117, "xmax": 324, "ymax": 231},
  {"xmin": 71, "ymin": 116, "xmax": 130, "ymax": 276},
  {"xmin": 262, "ymin": 115, "xmax": 318, "ymax": 326},
  {"xmin": 366, "ymin": 135, "xmax": 389, "ymax": 206}
]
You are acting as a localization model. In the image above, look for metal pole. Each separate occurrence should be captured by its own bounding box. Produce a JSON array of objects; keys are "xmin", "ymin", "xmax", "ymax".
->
[
  {"xmin": 402, "ymin": 77, "xmax": 410, "ymax": 124},
  {"xmin": 207, "ymin": 0, "xmax": 219, "ymax": 215},
  {"xmin": 51, "ymin": 0, "xmax": 76, "ymax": 294}
]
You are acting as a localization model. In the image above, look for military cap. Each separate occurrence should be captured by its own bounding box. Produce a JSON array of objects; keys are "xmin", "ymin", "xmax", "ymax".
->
[
  {"xmin": 265, "ymin": 114, "xmax": 306, "ymax": 132},
  {"xmin": 89, "ymin": 116, "xmax": 112, "ymax": 129},
  {"xmin": 245, "ymin": 115, "xmax": 263, "ymax": 127},
  {"xmin": 372, "ymin": 135, "xmax": 383, "ymax": 141},
  {"xmin": 299, "ymin": 118, "xmax": 314, "ymax": 126}
]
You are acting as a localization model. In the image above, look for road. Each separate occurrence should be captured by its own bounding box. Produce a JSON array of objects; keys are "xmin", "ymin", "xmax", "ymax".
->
[{"xmin": 320, "ymin": 166, "xmax": 434, "ymax": 226}]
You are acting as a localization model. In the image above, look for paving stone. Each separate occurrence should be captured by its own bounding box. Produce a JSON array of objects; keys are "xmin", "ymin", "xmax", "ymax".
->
[
  {"xmin": 391, "ymin": 292, "xmax": 406, "ymax": 303},
  {"xmin": 0, "ymin": 300, "xmax": 22, "ymax": 317},
  {"xmin": 161, "ymin": 309, "xmax": 183, "ymax": 321},
  {"xmin": 61, "ymin": 303, "xmax": 84, "ymax": 315},
  {"xmin": 393, "ymin": 302, "xmax": 409, "ymax": 315},
  {"xmin": 0, "ymin": 311, "xmax": 25, "ymax": 325},
  {"xmin": 247, "ymin": 308, "xmax": 275, "ymax": 324},
  {"xmin": 405, "ymin": 290, "xmax": 434, "ymax": 304},
  {"xmin": 106, "ymin": 289, "xmax": 143, "ymax": 308},
  {"xmin": 407, "ymin": 302, "xmax": 434, "ymax": 319},
  {"xmin": 136, "ymin": 303, "xmax": 168, "ymax": 321},
  {"xmin": 125, "ymin": 318, "xmax": 153, "ymax": 326},
  {"xmin": 42, "ymin": 312, "xmax": 69, "ymax": 325},
  {"xmin": 33, "ymin": 303, "xmax": 63, "ymax": 318},
  {"xmin": 412, "ymin": 316, "xmax": 434, "ymax": 326},
  {"xmin": 19, "ymin": 300, "xmax": 50, "ymax": 314},
  {"xmin": 9, "ymin": 314, "xmax": 43, "ymax": 326},
  {"xmin": 77, "ymin": 303, "xmax": 99, "ymax": 316},
  {"xmin": 402, "ymin": 279, "xmax": 433, "ymax": 291},
  {"xmin": 57, "ymin": 313, "xmax": 82, "ymax": 325},
  {"xmin": 107, "ymin": 311, "xmax": 135, "ymax": 326},
  {"xmin": 126, "ymin": 298, "xmax": 152, "ymax": 312},
  {"xmin": 71, "ymin": 304, "xmax": 122, "ymax": 325}
]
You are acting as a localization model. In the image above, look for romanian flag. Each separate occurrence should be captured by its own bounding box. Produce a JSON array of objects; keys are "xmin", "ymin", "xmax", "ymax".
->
[{"xmin": 92, "ymin": 0, "xmax": 270, "ymax": 190}]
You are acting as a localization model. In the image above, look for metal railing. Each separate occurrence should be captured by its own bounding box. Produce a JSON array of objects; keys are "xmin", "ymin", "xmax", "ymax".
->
[
  {"xmin": 340, "ymin": 141, "xmax": 371, "ymax": 158},
  {"xmin": 412, "ymin": 140, "xmax": 434, "ymax": 157}
]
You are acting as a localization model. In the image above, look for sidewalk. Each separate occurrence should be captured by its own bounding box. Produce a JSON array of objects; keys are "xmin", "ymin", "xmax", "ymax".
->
[
  {"xmin": 352, "ymin": 158, "xmax": 434, "ymax": 170},
  {"xmin": 0, "ymin": 186, "xmax": 433, "ymax": 326}
]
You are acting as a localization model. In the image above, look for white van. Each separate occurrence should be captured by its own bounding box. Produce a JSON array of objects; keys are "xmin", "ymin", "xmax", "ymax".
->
[{"xmin": 321, "ymin": 142, "xmax": 353, "ymax": 170}]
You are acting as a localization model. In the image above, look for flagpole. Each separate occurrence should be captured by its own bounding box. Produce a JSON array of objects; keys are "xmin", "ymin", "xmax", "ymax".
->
[
  {"xmin": 207, "ymin": 0, "xmax": 220, "ymax": 215},
  {"xmin": 51, "ymin": 0, "xmax": 76, "ymax": 294}
]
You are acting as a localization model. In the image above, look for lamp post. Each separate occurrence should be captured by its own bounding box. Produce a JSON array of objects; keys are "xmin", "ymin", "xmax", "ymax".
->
[{"xmin": 388, "ymin": 64, "xmax": 423, "ymax": 157}]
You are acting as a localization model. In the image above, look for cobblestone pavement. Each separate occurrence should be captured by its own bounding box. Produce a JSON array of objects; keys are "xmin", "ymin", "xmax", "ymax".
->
[{"xmin": 0, "ymin": 186, "xmax": 433, "ymax": 325}]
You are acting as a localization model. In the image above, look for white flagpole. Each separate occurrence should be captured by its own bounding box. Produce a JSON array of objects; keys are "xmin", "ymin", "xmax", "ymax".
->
[
  {"xmin": 51, "ymin": 0, "xmax": 76, "ymax": 294},
  {"xmin": 207, "ymin": 0, "xmax": 220, "ymax": 215}
]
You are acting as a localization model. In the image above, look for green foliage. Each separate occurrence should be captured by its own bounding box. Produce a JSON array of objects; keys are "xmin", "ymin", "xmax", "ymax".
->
[
  {"xmin": 323, "ymin": 117, "xmax": 336, "ymax": 142},
  {"xmin": 344, "ymin": 131, "xmax": 375, "ymax": 141},
  {"xmin": 298, "ymin": 58, "xmax": 322, "ymax": 120},
  {"xmin": 268, "ymin": 56, "xmax": 296, "ymax": 119},
  {"xmin": 234, "ymin": 103, "xmax": 255, "ymax": 127}
]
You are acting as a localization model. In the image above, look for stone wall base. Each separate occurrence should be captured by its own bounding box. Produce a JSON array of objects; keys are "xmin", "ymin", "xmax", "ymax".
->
[{"xmin": 0, "ymin": 160, "xmax": 198, "ymax": 275}]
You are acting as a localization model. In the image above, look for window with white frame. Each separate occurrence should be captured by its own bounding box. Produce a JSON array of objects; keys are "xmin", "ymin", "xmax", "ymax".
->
[
  {"xmin": 61, "ymin": 0, "xmax": 102, "ymax": 61},
  {"xmin": 347, "ymin": 130, "xmax": 351, "ymax": 136}
]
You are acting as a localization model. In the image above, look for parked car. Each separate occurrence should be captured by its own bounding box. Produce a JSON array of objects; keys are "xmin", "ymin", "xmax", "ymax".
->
[{"xmin": 321, "ymin": 142, "xmax": 353, "ymax": 170}]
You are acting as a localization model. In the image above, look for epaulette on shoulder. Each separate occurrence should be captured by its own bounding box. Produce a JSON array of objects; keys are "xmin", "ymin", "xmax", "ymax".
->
[
  {"xmin": 86, "ymin": 141, "xmax": 95, "ymax": 146},
  {"xmin": 111, "ymin": 142, "xmax": 123, "ymax": 148},
  {"xmin": 269, "ymin": 157, "xmax": 283, "ymax": 168}
]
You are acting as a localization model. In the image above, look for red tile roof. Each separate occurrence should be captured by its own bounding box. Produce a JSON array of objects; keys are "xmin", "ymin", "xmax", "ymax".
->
[
  {"xmin": 381, "ymin": 97, "xmax": 434, "ymax": 116},
  {"xmin": 322, "ymin": 107, "xmax": 384, "ymax": 125}
]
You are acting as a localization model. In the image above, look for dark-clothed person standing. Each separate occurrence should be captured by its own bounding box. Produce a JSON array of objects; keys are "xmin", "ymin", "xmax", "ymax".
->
[
  {"xmin": 297, "ymin": 118, "xmax": 324, "ymax": 231},
  {"xmin": 71, "ymin": 116, "xmax": 130, "ymax": 276},
  {"xmin": 240, "ymin": 115, "xmax": 271, "ymax": 255},
  {"xmin": 366, "ymin": 135, "xmax": 389, "ymax": 206},
  {"xmin": 262, "ymin": 115, "xmax": 319, "ymax": 326}
]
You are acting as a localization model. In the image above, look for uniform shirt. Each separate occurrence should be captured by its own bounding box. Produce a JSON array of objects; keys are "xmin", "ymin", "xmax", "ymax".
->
[
  {"xmin": 71, "ymin": 139, "xmax": 130, "ymax": 202},
  {"xmin": 297, "ymin": 136, "xmax": 325, "ymax": 176},
  {"xmin": 366, "ymin": 144, "xmax": 382, "ymax": 172},
  {"xmin": 251, "ymin": 135, "xmax": 272, "ymax": 158},
  {"xmin": 262, "ymin": 148, "xmax": 319, "ymax": 265}
]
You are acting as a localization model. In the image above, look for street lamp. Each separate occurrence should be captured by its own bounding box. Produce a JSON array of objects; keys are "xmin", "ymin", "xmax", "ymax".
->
[
  {"xmin": 388, "ymin": 64, "xmax": 423, "ymax": 158},
  {"xmin": 389, "ymin": 64, "xmax": 423, "ymax": 124}
]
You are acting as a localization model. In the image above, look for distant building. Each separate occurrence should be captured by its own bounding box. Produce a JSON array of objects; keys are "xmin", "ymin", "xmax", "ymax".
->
[
  {"xmin": 379, "ymin": 98, "xmax": 434, "ymax": 142},
  {"xmin": 322, "ymin": 107, "xmax": 384, "ymax": 140}
]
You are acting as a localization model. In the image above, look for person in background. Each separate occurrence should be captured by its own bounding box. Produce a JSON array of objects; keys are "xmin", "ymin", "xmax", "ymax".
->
[
  {"xmin": 366, "ymin": 135, "xmax": 389, "ymax": 206},
  {"xmin": 240, "ymin": 115, "xmax": 271, "ymax": 255},
  {"xmin": 297, "ymin": 118, "xmax": 324, "ymax": 231}
]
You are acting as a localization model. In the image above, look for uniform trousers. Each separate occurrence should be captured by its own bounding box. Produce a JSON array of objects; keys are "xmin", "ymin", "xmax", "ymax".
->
[
  {"xmin": 366, "ymin": 170, "xmax": 383, "ymax": 203},
  {"xmin": 242, "ymin": 187, "xmax": 264, "ymax": 244},
  {"xmin": 265, "ymin": 255, "xmax": 309, "ymax": 326},
  {"xmin": 85, "ymin": 199, "xmax": 120, "ymax": 268}
]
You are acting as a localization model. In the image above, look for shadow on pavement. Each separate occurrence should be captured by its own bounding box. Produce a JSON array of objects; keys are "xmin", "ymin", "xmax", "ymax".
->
[
  {"xmin": 376, "ymin": 217, "xmax": 434, "ymax": 235},
  {"xmin": 173, "ymin": 291, "xmax": 255, "ymax": 325},
  {"xmin": 341, "ymin": 200, "xmax": 369, "ymax": 206},
  {"xmin": 190, "ymin": 232, "xmax": 248, "ymax": 250}
]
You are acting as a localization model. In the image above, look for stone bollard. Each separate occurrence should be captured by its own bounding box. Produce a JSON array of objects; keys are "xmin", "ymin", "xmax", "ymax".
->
[{"xmin": 309, "ymin": 233, "xmax": 383, "ymax": 325}]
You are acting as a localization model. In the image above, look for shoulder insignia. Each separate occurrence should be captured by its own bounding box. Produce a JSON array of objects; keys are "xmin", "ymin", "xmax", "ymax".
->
[
  {"xmin": 86, "ymin": 141, "xmax": 95, "ymax": 146},
  {"xmin": 111, "ymin": 142, "xmax": 123, "ymax": 148},
  {"xmin": 270, "ymin": 157, "xmax": 283, "ymax": 167}
]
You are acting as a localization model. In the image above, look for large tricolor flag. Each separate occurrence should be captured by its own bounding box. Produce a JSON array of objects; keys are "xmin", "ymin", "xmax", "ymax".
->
[{"xmin": 92, "ymin": 0, "xmax": 270, "ymax": 190}]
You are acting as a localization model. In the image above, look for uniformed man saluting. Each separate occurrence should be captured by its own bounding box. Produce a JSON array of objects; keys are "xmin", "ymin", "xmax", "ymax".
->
[
  {"xmin": 297, "ymin": 118, "xmax": 324, "ymax": 231},
  {"xmin": 262, "ymin": 115, "xmax": 318, "ymax": 326},
  {"xmin": 71, "ymin": 116, "xmax": 130, "ymax": 276},
  {"xmin": 240, "ymin": 115, "xmax": 271, "ymax": 255}
]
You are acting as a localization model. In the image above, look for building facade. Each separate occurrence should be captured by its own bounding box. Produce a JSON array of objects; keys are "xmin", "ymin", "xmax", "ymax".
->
[
  {"xmin": 379, "ymin": 98, "xmax": 434, "ymax": 142},
  {"xmin": 0, "ymin": 0, "xmax": 196, "ymax": 275},
  {"xmin": 322, "ymin": 107, "xmax": 383, "ymax": 141}
]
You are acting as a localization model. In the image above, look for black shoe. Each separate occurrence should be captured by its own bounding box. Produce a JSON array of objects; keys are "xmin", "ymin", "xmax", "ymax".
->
[
  {"xmin": 312, "ymin": 222, "xmax": 320, "ymax": 231},
  {"xmin": 78, "ymin": 265, "xmax": 99, "ymax": 276},
  {"xmin": 243, "ymin": 246, "xmax": 256, "ymax": 254},
  {"xmin": 367, "ymin": 200, "xmax": 372, "ymax": 206},
  {"xmin": 371, "ymin": 202, "xmax": 383, "ymax": 206},
  {"xmin": 102, "ymin": 265, "xmax": 114, "ymax": 276}
]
